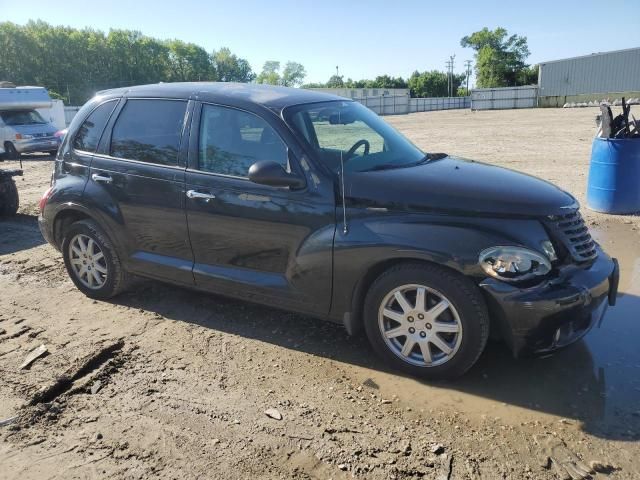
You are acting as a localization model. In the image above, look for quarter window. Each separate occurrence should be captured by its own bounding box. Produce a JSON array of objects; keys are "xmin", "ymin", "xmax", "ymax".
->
[
  {"xmin": 198, "ymin": 104, "xmax": 288, "ymax": 177},
  {"xmin": 72, "ymin": 100, "xmax": 117, "ymax": 152},
  {"xmin": 110, "ymin": 99, "xmax": 187, "ymax": 166}
]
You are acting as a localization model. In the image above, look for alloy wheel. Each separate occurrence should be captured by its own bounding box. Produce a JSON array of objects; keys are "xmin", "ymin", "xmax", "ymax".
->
[
  {"xmin": 378, "ymin": 284, "xmax": 463, "ymax": 367},
  {"xmin": 68, "ymin": 233, "xmax": 108, "ymax": 289}
]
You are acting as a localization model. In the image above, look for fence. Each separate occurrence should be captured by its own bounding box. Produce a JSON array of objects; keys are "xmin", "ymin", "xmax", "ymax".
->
[
  {"xmin": 471, "ymin": 86, "xmax": 538, "ymax": 110},
  {"xmin": 356, "ymin": 95, "xmax": 408, "ymax": 115},
  {"xmin": 353, "ymin": 95, "xmax": 470, "ymax": 115},
  {"xmin": 409, "ymin": 96, "xmax": 470, "ymax": 112},
  {"xmin": 64, "ymin": 106, "xmax": 81, "ymax": 126}
]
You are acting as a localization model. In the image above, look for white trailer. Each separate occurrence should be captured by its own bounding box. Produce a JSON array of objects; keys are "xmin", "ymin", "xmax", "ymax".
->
[{"xmin": 0, "ymin": 86, "xmax": 60, "ymax": 159}]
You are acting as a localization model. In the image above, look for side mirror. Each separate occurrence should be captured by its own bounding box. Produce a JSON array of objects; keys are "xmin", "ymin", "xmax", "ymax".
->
[{"xmin": 248, "ymin": 161, "xmax": 305, "ymax": 189}]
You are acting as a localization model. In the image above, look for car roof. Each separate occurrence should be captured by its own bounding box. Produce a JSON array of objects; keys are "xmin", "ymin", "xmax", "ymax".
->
[{"xmin": 96, "ymin": 82, "xmax": 348, "ymax": 113}]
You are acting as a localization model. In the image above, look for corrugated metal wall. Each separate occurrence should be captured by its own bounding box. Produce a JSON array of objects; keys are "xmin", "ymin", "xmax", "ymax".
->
[
  {"xmin": 64, "ymin": 106, "xmax": 81, "ymax": 126},
  {"xmin": 351, "ymin": 96, "xmax": 470, "ymax": 115},
  {"xmin": 539, "ymin": 47, "xmax": 640, "ymax": 97},
  {"xmin": 307, "ymin": 87, "xmax": 410, "ymax": 99},
  {"xmin": 471, "ymin": 86, "xmax": 538, "ymax": 110},
  {"xmin": 408, "ymin": 96, "xmax": 470, "ymax": 112},
  {"xmin": 356, "ymin": 95, "xmax": 409, "ymax": 115}
]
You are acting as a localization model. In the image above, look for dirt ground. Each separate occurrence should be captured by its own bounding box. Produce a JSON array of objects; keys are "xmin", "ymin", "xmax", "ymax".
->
[{"xmin": 1, "ymin": 107, "xmax": 639, "ymax": 480}]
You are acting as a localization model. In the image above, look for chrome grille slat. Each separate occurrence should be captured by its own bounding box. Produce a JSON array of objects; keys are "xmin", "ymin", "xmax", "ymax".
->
[{"xmin": 546, "ymin": 209, "xmax": 597, "ymax": 262}]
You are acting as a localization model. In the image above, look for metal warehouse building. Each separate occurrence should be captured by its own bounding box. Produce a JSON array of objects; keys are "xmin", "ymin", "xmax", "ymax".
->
[{"xmin": 538, "ymin": 47, "xmax": 640, "ymax": 107}]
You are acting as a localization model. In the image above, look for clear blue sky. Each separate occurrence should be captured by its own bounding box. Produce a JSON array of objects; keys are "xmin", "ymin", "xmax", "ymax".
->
[{"xmin": 1, "ymin": 0, "xmax": 638, "ymax": 85}]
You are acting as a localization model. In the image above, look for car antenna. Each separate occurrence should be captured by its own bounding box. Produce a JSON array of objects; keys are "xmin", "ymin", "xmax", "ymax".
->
[{"xmin": 339, "ymin": 110, "xmax": 348, "ymax": 235}]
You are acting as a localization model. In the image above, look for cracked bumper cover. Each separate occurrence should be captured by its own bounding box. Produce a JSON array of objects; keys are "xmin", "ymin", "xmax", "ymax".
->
[{"xmin": 480, "ymin": 246, "xmax": 618, "ymax": 357}]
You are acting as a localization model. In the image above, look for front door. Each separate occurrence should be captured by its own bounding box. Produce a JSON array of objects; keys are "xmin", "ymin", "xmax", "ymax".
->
[
  {"xmin": 185, "ymin": 102, "xmax": 335, "ymax": 315},
  {"xmin": 87, "ymin": 98, "xmax": 193, "ymax": 284}
]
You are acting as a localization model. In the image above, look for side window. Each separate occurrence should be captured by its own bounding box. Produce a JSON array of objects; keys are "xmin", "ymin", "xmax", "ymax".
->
[
  {"xmin": 198, "ymin": 104, "xmax": 288, "ymax": 177},
  {"xmin": 110, "ymin": 99, "xmax": 187, "ymax": 166},
  {"xmin": 72, "ymin": 100, "xmax": 117, "ymax": 152}
]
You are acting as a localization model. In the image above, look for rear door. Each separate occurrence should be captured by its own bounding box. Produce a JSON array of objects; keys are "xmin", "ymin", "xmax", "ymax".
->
[
  {"xmin": 184, "ymin": 102, "xmax": 335, "ymax": 315},
  {"xmin": 56, "ymin": 98, "xmax": 119, "ymax": 196},
  {"xmin": 86, "ymin": 98, "xmax": 194, "ymax": 284}
]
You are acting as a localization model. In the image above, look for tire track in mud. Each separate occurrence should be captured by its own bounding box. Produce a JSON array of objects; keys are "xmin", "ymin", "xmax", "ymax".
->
[{"xmin": 29, "ymin": 339, "xmax": 125, "ymax": 405}]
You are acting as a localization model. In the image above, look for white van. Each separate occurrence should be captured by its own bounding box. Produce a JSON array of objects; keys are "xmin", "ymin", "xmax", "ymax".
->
[{"xmin": 0, "ymin": 86, "xmax": 60, "ymax": 159}]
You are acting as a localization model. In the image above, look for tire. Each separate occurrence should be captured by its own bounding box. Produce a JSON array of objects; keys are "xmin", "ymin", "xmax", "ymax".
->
[
  {"xmin": 0, "ymin": 178, "xmax": 19, "ymax": 216},
  {"xmin": 4, "ymin": 142, "xmax": 20, "ymax": 161},
  {"xmin": 61, "ymin": 219, "xmax": 130, "ymax": 299},
  {"xmin": 363, "ymin": 263, "xmax": 489, "ymax": 380}
]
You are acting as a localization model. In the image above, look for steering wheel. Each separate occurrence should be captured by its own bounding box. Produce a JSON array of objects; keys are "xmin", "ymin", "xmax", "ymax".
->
[{"xmin": 345, "ymin": 139, "xmax": 370, "ymax": 160}]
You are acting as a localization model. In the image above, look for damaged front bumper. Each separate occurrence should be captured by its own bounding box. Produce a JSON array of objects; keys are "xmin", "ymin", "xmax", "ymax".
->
[{"xmin": 480, "ymin": 247, "xmax": 619, "ymax": 357}]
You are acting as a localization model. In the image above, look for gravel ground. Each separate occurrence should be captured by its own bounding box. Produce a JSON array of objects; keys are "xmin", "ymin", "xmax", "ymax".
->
[{"xmin": 1, "ymin": 107, "xmax": 639, "ymax": 479}]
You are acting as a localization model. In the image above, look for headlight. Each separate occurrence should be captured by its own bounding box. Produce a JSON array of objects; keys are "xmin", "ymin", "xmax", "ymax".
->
[
  {"xmin": 16, "ymin": 133, "xmax": 34, "ymax": 140},
  {"xmin": 479, "ymin": 246, "xmax": 552, "ymax": 283}
]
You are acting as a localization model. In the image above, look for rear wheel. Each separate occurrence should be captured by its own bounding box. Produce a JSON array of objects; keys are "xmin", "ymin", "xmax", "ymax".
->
[
  {"xmin": 364, "ymin": 263, "xmax": 489, "ymax": 380},
  {"xmin": 61, "ymin": 219, "xmax": 130, "ymax": 299},
  {"xmin": 0, "ymin": 177, "xmax": 19, "ymax": 216},
  {"xmin": 4, "ymin": 142, "xmax": 20, "ymax": 161}
]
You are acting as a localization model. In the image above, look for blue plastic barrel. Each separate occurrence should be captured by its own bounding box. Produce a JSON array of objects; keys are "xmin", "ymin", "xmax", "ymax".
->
[{"xmin": 587, "ymin": 137, "xmax": 640, "ymax": 214}]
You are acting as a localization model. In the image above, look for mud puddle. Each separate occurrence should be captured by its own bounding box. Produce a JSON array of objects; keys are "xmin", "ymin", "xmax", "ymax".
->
[{"xmin": 346, "ymin": 221, "xmax": 640, "ymax": 440}]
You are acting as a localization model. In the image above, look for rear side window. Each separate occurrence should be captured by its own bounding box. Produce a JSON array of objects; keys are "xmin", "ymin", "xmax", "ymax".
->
[
  {"xmin": 72, "ymin": 100, "xmax": 117, "ymax": 152},
  {"xmin": 198, "ymin": 104, "xmax": 288, "ymax": 177},
  {"xmin": 110, "ymin": 99, "xmax": 187, "ymax": 166}
]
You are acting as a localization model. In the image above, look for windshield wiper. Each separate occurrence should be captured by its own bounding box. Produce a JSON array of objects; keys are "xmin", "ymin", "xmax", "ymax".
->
[
  {"xmin": 360, "ymin": 153, "xmax": 446, "ymax": 172},
  {"xmin": 366, "ymin": 163, "xmax": 415, "ymax": 172}
]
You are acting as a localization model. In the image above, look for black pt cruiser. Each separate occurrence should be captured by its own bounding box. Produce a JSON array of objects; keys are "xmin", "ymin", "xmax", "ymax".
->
[{"xmin": 38, "ymin": 83, "xmax": 619, "ymax": 379}]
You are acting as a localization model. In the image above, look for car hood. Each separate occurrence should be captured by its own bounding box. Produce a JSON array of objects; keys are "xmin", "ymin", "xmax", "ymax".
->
[{"xmin": 346, "ymin": 155, "xmax": 576, "ymax": 217}]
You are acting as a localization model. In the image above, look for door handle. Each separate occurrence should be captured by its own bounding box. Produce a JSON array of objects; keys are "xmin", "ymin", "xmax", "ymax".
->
[
  {"xmin": 91, "ymin": 173, "xmax": 113, "ymax": 184},
  {"xmin": 186, "ymin": 190, "xmax": 216, "ymax": 201}
]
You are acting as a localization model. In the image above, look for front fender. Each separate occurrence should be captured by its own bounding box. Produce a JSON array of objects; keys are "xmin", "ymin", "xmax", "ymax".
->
[{"xmin": 330, "ymin": 211, "xmax": 551, "ymax": 330}]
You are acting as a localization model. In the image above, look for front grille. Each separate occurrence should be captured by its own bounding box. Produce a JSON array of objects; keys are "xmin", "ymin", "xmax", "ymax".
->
[
  {"xmin": 546, "ymin": 210, "xmax": 597, "ymax": 262},
  {"xmin": 31, "ymin": 132, "xmax": 54, "ymax": 139}
]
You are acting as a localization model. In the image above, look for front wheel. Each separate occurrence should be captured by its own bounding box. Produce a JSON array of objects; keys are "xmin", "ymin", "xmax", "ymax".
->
[
  {"xmin": 61, "ymin": 219, "xmax": 130, "ymax": 299},
  {"xmin": 363, "ymin": 263, "xmax": 489, "ymax": 380}
]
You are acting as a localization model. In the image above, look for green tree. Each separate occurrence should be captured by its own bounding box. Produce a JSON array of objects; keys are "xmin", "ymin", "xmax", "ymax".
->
[
  {"xmin": 256, "ymin": 61, "xmax": 281, "ymax": 85},
  {"xmin": 166, "ymin": 39, "xmax": 213, "ymax": 82},
  {"xmin": 408, "ymin": 70, "xmax": 464, "ymax": 97},
  {"xmin": 301, "ymin": 82, "xmax": 327, "ymax": 88},
  {"xmin": 0, "ymin": 20, "xmax": 256, "ymax": 104},
  {"xmin": 256, "ymin": 61, "xmax": 306, "ymax": 86},
  {"xmin": 460, "ymin": 27, "xmax": 531, "ymax": 87},
  {"xmin": 281, "ymin": 61, "xmax": 306, "ymax": 87},
  {"xmin": 212, "ymin": 47, "xmax": 255, "ymax": 82},
  {"xmin": 519, "ymin": 65, "xmax": 538, "ymax": 85},
  {"xmin": 370, "ymin": 75, "xmax": 408, "ymax": 89},
  {"xmin": 326, "ymin": 75, "xmax": 344, "ymax": 88}
]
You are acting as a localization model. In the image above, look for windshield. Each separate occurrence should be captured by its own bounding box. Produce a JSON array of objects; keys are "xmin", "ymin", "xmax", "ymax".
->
[
  {"xmin": 0, "ymin": 110, "xmax": 47, "ymax": 126},
  {"xmin": 284, "ymin": 101, "xmax": 425, "ymax": 173}
]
